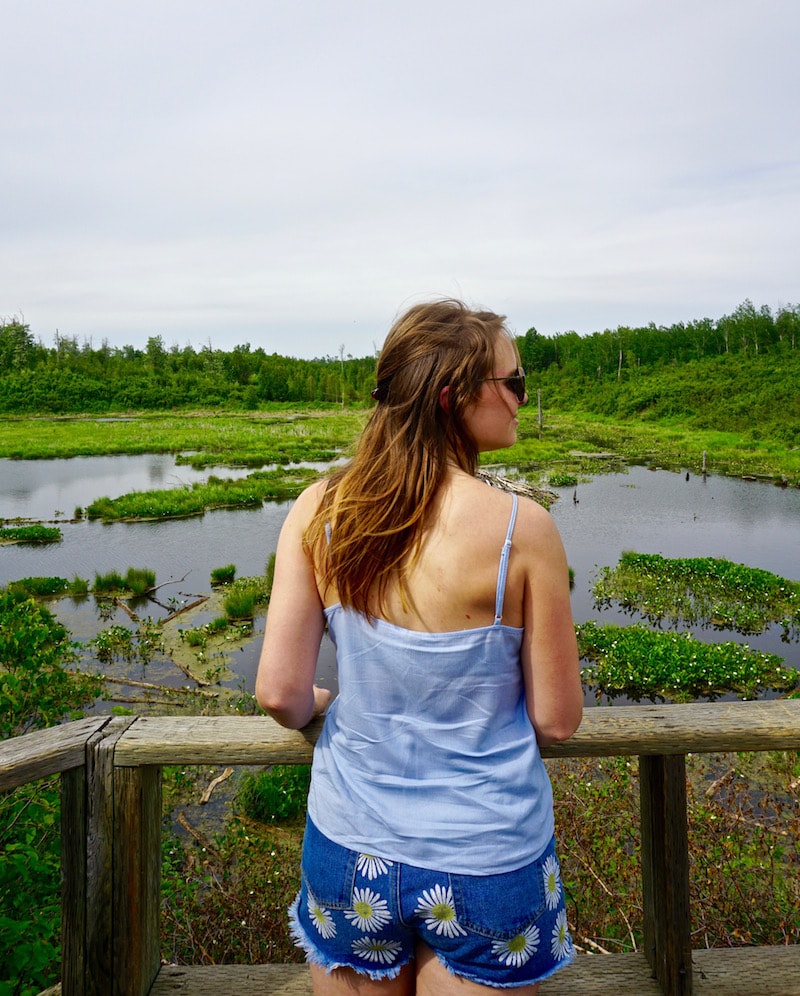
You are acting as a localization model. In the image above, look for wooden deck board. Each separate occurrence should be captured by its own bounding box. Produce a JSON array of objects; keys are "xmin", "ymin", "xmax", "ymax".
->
[
  {"xmin": 36, "ymin": 945, "xmax": 800, "ymax": 993},
  {"xmin": 113, "ymin": 700, "xmax": 800, "ymax": 768},
  {"xmin": 143, "ymin": 946, "xmax": 800, "ymax": 994}
]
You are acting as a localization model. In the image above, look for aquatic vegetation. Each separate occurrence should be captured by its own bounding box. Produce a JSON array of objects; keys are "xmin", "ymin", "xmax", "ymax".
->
[
  {"xmin": 223, "ymin": 588, "xmax": 257, "ymax": 620},
  {"xmin": 7, "ymin": 576, "xmax": 69, "ymax": 596},
  {"xmin": 547, "ymin": 473, "xmax": 579, "ymax": 487},
  {"xmin": 124, "ymin": 567, "xmax": 156, "ymax": 595},
  {"xmin": 91, "ymin": 620, "xmax": 164, "ymax": 665},
  {"xmin": 210, "ymin": 564, "xmax": 237, "ymax": 585},
  {"xmin": 577, "ymin": 621, "xmax": 799, "ymax": 702},
  {"xmin": 223, "ymin": 576, "xmax": 270, "ymax": 621},
  {"xmin": 85, "ymin": 467, "xmax": 317, "ymax": 521},
  {"xmin": 0, "ymin": 524, "xmax": 61, "ymax": 544},
  {"xmin": 4, "ymin": 575, "xmax": 90, "ymax": 598},
  {"xmin": 182, "ymin": 628, "xmax": 207, "ymax": 648},
  {"xmin": 594, "ymin": 551, "xmax": 800, "ymax": 639},
  {"xmin": 92, "ymin": 624, "xmax": 136, "ymax": 662},
  {"xmin": 93, "ymin": 570, "xmax": 127, "ymax": 593}
]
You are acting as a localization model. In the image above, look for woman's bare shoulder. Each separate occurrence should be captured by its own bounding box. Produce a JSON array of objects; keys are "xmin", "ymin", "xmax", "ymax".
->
[
  {"xmin": 283, "ymin": 478, "xmax": 328, "ymax": 530},
  {"xmin": 513, "ymin": 493, "xmax": 564, "ymax": 552}
]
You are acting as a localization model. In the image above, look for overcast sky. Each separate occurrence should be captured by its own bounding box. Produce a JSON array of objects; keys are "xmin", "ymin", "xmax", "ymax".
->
[{"xmin": 3, "ymin": 0, "xmax": 798, "ymax": 358}]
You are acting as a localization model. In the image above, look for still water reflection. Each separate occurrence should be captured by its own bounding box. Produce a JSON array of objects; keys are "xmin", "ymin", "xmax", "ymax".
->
[{"xmin": 2, "ymin": 457, "xmax": 799, "ymax": 701}]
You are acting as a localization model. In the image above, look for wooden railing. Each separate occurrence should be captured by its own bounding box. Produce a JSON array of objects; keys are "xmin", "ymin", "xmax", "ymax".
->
[{"xmin": 2, "ymin": 700, "xmax": 799, "ymax": 996}]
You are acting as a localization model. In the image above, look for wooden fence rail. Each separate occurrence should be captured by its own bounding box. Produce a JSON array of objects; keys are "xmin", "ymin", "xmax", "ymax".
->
[{"xmin": 2, "ymin": 700, "xmax": 799, "ymax": 996}]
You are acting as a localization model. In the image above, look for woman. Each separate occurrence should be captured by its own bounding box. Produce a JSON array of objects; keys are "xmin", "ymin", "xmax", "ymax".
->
[{"xmin": 256, "ymin": 299, "xmax": 583, "ymax": 994}]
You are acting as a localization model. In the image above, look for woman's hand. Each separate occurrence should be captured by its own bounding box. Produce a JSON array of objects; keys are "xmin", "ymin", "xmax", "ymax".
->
[{"xmin": 311, "ymin": 685, "xmax": 332, "ymax": 719}]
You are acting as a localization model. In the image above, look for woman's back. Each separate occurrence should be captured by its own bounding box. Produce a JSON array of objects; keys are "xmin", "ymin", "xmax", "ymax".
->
[
  {"xmin": 323, "ymin": 469, "xmax": 540, "ymax": 632},
  {"xmin": 309, "ymin": 489, "xmax": 556, "ymax": 874}
]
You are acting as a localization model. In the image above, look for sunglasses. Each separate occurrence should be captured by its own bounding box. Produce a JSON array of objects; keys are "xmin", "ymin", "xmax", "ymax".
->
[{"xmin": 482, "ymin": 367, "xmax": 527, "ymax": 404}]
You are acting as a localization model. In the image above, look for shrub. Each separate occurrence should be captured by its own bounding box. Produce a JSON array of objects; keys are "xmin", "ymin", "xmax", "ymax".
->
[{"xmin": 0, "ymin": 588, "xmax": 100, "ymax": 739}]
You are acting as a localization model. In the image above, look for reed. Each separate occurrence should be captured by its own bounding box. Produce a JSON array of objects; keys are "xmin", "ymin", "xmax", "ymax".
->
[{"xmin": 210, "ymin": 564, "xmax": 236, "ymax": 585}]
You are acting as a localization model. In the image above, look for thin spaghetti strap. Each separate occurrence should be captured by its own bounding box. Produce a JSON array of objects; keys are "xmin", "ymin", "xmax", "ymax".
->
[
  {"xmin": 494, "ymin": 494, "xmax": 519, "ymax": 624},
  {"xmin": 325, "ymin": 521, "xmax": 332, "ymax": 545}
]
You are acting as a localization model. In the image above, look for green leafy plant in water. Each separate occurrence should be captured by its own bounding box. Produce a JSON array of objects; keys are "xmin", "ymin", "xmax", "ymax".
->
[
  {"xmin": 0, "ymin": 524, "xmax": 61, "ymax": 544},
  {"xmin": 8, "ymin": 575, "xmax": 90, "ymax": 598},
  {"xmin": 548, "ymin": 472, "xmax": 579, "ymax": 487},
  {"xmin": 7, "ymin": 576, "xmax": 69, "ymax": 597},
  {"xmin": 91, "ymin": 620, "xmax": 163, "ymax": 665},
  {"xmin": 593, "ymin": 552, "xmax": 800, "ymax": 638},
  {"xmin": 577, "ymin": 621, "xmax": 798, "ymax": 702}
]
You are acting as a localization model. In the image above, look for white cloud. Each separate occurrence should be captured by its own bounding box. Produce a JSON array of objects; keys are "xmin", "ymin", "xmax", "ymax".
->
[{"xmin": 2, "ymin": 0, "xmax": 798, "ymax": 356}]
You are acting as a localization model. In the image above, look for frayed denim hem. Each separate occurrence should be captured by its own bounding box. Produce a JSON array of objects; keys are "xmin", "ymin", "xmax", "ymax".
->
[
  {"xmin": 433, "ymin": 944, "xmax": 576, "ymax": 989},
  {"xmin": 288, "ymin": 891, "xmax": 410, "ymax": 982}
]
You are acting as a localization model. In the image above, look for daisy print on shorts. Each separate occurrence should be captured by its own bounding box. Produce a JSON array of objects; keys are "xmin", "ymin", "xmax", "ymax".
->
[
  {"xmin": 307, "ymin": 892, "xmax": 336, "ymax": 939},
  {"xmin": 351, "ymin": 936, "xmax": 403, "ymax": 965},
  {"xmin": 492, "ymin": 923, "xmax": 540, "ymax": 968},
  {"xmin": 344, "ymin": 887, "xmax": 393, "ymax": 932},
  {"xmin": 414, "ymin": 883, "xmax": 467, "ymax": 937},
  {"xmin": 542, "ymin": 853, "xmax": 562, "ymax": 910},
  {"xmin": 356, "ymin": 853, "xmax": 393, "ymax": 881},
  {"xmin": 551, "ymin": 908, "xmax": 572, "ymax": 960}
]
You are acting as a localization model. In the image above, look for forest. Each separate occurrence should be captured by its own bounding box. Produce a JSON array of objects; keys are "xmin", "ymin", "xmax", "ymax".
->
[{"xmin": 1, "ymin": 298, "xmax": 799, "ymax": 446}]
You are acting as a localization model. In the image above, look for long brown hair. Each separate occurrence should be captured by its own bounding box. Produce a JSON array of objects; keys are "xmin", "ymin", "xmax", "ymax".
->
[{"xmin": 305, "ymin": 299, "xmax": 514, "ymax": 616}]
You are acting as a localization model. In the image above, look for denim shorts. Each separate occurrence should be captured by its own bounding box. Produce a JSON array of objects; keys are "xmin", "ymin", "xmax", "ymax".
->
[{"xmin": 289, "ymin": 818, "xmax": 574, "ymax": 989}]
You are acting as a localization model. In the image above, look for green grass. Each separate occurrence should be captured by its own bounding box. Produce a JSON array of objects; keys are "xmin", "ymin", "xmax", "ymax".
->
[
  {"xmin": 0, "ymin": 409, "xmax": 365, "ymax": 461},
  {"xmin": 2, "ymin": 407, "xmax": 800, "ymax": 484}
]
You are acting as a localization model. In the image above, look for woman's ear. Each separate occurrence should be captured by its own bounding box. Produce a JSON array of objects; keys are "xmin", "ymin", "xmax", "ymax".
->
[{"xmin": 438, "ymin": 385, "xmax": 451, "ymax": 414}]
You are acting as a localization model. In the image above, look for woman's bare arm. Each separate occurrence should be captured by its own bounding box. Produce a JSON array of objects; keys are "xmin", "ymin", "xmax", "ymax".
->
[
  {"xmin": 256, "ymin": 483, "xmax": 332, "ymax": 729},
  {"xmin": 519, "ymin": 503, "xmax": 583, "ymax": 746}
]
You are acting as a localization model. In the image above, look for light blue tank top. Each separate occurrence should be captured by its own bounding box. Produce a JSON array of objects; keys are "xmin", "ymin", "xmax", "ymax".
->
[{"xmin": 307, "ymin": 494, "xmax": 555, "ymax": 875}]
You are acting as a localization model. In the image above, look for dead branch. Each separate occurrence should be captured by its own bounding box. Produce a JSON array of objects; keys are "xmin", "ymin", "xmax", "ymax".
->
[
  {"xmin": 200, "ymin": 767, "xmax": 234, "ymax": 805},
  {"xmin": 163, "ymin": 596, "xmax": 209, "ymax": 623},
  {"xmin": 88, "ymin": 674, "xmax": 218, "ymax": 698},
  {"xmin": 114, "ymin": 597, "xmax": 141, "ymax": 622}
]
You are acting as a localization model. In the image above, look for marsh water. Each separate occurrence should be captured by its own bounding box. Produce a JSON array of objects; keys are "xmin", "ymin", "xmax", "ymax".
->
[{"xmin": 2, "ymin": 455, "xmax": 799, "ymax": 702}]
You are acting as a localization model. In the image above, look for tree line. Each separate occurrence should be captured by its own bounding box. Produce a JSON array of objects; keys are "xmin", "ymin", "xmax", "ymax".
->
[
  {"xmin": 516, "ymin": 299, "xmax": 799, "ymax": 380},
  {"xmin": 1, "ymin": 299, "xmax": 798, "ymax": 415}
]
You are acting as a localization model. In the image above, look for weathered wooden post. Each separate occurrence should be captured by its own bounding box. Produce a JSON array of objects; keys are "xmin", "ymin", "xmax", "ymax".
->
[
  {"xmin": 639, "ymin": 754, "xmax": 693, "ymax": 995},
  {"xmin": 77, "ymin": 716, "xmax": 161, "ymax": 996}
]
